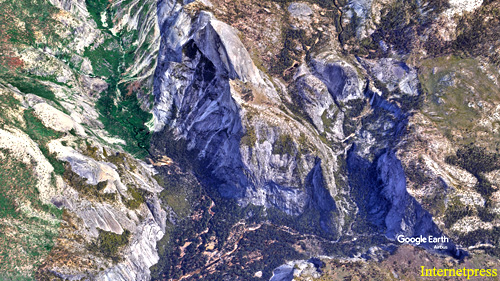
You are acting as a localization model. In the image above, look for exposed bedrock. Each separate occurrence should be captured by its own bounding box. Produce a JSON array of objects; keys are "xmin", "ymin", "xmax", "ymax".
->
[
  {"xmin": 152, "ymin": 0, "xmax": 466, "ymax": 259},
  {"xmin": 152, "ymin": 4, "xmax": 351, "ymax": 237}
]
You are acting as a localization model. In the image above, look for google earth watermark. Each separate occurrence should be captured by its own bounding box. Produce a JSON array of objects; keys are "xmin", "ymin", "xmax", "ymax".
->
[{"xmin": 397, "ymin": 234, "xmax": 449, "ymax": 249}]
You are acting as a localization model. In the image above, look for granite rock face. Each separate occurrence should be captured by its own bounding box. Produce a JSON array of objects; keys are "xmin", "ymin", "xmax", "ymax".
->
[
  {"xmin": 288, "ymin": 2, "xmax": 313, "ymax": 18},
  {"xmin": 4, "ymin": 0, "xmax": 500, "ymax": 279},
  {"xmin": 151, "ymin": 0, "xmax": 451, "ymax": 251},
  {"xmin": 152, "ymin": 4, "xmax": 358, "ymax": 238},
  {"xmin": 0, "ymin": 0, "xmax": 166, "ymax": 278}
]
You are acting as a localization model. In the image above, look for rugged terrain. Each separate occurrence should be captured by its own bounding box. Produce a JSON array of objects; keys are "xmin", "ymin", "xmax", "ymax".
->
[{"xmin": 0, "ymin": 0, "xmax": 500, "ymax": 280}]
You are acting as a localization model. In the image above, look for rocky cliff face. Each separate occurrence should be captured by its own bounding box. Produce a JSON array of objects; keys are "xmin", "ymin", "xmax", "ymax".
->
[
  {"xmin": 150, "ymin": 0, "xmax": 498, "ymax": 279},
  {"xmin": 152, "ymin": 1, "xmax": 349, "ymax": 237},
  {"xmin": 1, "ymin": 0, "xmax": 500, "ymax": 280},
  {"xmin": 152, "ymin": 0, "xmax": 457, "ymax": 242}
]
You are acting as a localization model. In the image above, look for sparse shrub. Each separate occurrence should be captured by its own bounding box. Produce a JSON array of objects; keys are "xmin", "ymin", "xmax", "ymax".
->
[
  {"xmin": 405, "ymin": 158, "xmax": 431, "ymax": 186},
  {"xmin": 107, "ymin": 152, "xmax": 127, "ymax": 166},
  {"xmin": 84, "ymin": 141, "xmax": 101, "ymax": 160},
  {"xmin": 96, "ymin": 80, "xmax": 152, "ymax": 158},
  {"xmin": 444, "ymin": 198, "xmax": 472, "ymax": 228},
  {"xmin": 63, "ymin": 164, "xmax": 116, "ymax": 202},
  {"xmin": 89, "ymin": 229, "xmax": 131, "ymax": 262},
  {"xmin": 124, "ymin": 186, "xmax": 145, "ymax": 210},
  {"xmin": 478, "ymin": 206, "xmax": 496, "ymax": 222},
  {"xmin": 1, "ymin": 74, "xmax": 63, "ymax": 108},
  {"xmin": 241, "ymin": 127, "xmax": 257, "ymax": 148},
  {"xmin": 272, "ymin": 134, "xmax": 295, "ymax": 155},
  {"xmin": 445, "ymin": 144, "xmax": 500, "ymax": 199},
  {"xmin": 445, "ymin": 144, "xmax": 500, "ymax": 175},
  {"xmin": 23, "ymin": 109, "xmax": 65, "ymax": 175},
  {"xmin": 343, "ymin": 99, "xmax": 366, "ymax": 136}
]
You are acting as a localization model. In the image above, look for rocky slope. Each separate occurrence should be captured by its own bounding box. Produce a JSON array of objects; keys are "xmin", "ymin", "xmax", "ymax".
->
[
  {"xmin": 1, "ymin": 0, "xmax": 500, "ymax": 280},
  {"xmin": 0, "ymin": 0, "xmax": 166, "ymax": 279},
  {"xmin": 149, "ymin": 0, "xmax": 500, "ymax": 279}
]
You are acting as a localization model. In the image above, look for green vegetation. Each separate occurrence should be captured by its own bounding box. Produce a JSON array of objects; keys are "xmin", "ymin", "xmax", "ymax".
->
[
  {"xmin": 84, "ymin": 39, "xmax": 121, "ymax": 78},
  {"xmin": 218, "ymin": 223, "xmax": 307, "ymax": 280},
  {"xmin": 0, "ymin": 0, "xmax": 61, "ymax": 47},
  {"xmin": 40, "ymin": 146, "xmax": 65, "ymax": 176},
  {"xmin": 459, "ymin": 226, "xmax": 500, "ymax": 249},
  {"xmin": 89, "ymin": 229, "xmax": 131, "ymax": 262},
  {"xmin": 23, "ymin": 109, "xmax": 66, "ymax": 176},
  {"xmin": 444, "ymin": 144, "xmax": 499, "ymax": 228},
  {"xmin": 343, "ymin": 99, "xmax": 366, "ymax": 136},
  {"xmin": 268, "ymin": 206, "xmax": 338, "ymax": 241},
  {"xmin": 0, "ymin": 74, "xmax": 65, "ymax": 111},
  {"xmin": 85, "ymin": 0, "xmax": 113, "ymax": 30},
  {"xmin": 446, "ymin": 144, "xmax": 500, "ymax": 199},
  {"xmin": 453, "ymin": 1, "xmax": 500, "ymax": 65},
  {"xmin": 0, "ymin": 0, "xmax": 155, "ymax": 276},
  {"xmin": 150, "ymin": 133, "xmax": 332, "ymax": 280},
  {"xmin": 474, "ymin": 174, "xmax": 496, "ymax": 200},
  {"xmin": 150, "ymin": 166, "xmax": 210, "ymax": 280},
  {"xmin": 122, "ymin": 30, "xmax": 140, "ymax": 66},
  {"xmin": 0, "ymin": 90, "xmax": 22, "ymax": 129},
  {"xmin": 241, "ymin": 126, "xmax": 257, "ymax": 148},
  {"xmin": 151, "ymin": 129, "xmax": 202, "ymax": 173},
  {"xmin": 421, "ymin": 57, "xmax": 500, "ymax": 227},
  {"xmin": 0, "ymin": 152, "xmax": 37, "ymax": 219},
  {"xmin": 0, "ymin": 90, "xmax": 63, "ymax": 278},
  {"xmin": 371, "ymin": 0, "xmax": 420, "ymax": 54},
  {"xmin": 419, "ymin": 57, "xmax": 500, "ymax": 146},
  {"xmin": 370, "ymin": 0, "xmax": 449, "ymax": 55},
  {"xmin": 267, "ymin": 0, "xmax": 335, "ymax": 77},
  {"xmin": 23, "ymin": 109, "xmax": 61, "ymax": 143},
  {"xmin": 26, "ymin": 72, "xmax": 70, "ymax": 88},
  {"xmin": 156, "ymin": 173, "xmax": 192, "ymax": 219},
  {"xmin": 477, "ymin": 205, "xmax": 496, "ymax": 223},
  {"xmin": 356, "ymin": 37, "xmax": 379, "ymax": 56},
  {"xmin": 1, "ymin": 74, "xmax": 55, "ymax": 101},
  {"xmin": 0, "ymin": 148, "xmax": 62, "ymax": 279},
  {"xmin": 340, "ymin": 10, "xmax": 361, "ymax": 47},
  {"xmin": 150, "ymin": 134, "xmax": 286, "ymax": 279},
  {"xmin": 444, "ymin": 198, "xmax": 473, "ymax": 228},
  {"xmin": 124, "ymin": 186, "xmax": 146, "ymax": 210},
  {"xmin": 272, "ymin": 28, "xmax": 304, "ymax": 75},
  {"xmin": 151, "ymin": 171, "xmax": 308, "ymax": 280},
  {"xmin": 446, "ymin": 145, "xmax": 500, "ymax": 175},
  {"xmin": 391, "ymin": 88, "xmax": 424, "ymax": 112},
  {"xmin": 81, "ymin": 0, "xmax": 154, "ymax": 159},
  {"xmin": 82, "ymin": 19, "xmax": 152, "ymax": 159},
  {"xmin": 272, "ymin": 27, "xmax": 315, "ymax": 79},
  {"xmin": 272, "ymin": 134, "xmax": 295, "ymax": 155},
  {"xmin": 96, "ymin": 80, "xmax": 152, "ymax": 158}
]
